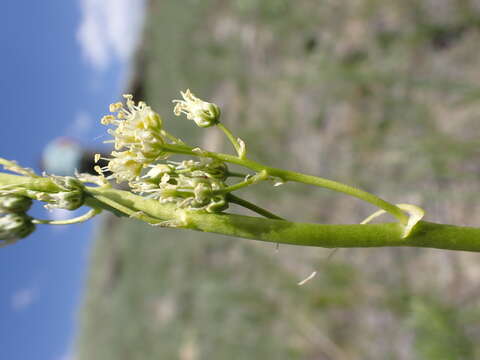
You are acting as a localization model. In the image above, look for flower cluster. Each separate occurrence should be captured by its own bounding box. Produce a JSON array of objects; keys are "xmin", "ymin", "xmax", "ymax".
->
[
  {"xmin": 97, "ymin": 93, "xmax": 232, "ymax": 213},
  {"xmin": 131, "ymin": 159, "xmax": 229, "ymax": 213},
  {"xmin": 99, "ymin": 95, "xmax": 168, "ymax": 183}
]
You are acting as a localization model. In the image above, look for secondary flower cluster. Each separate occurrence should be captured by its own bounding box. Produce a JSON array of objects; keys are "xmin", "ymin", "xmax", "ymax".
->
[
  {"xmin": 131, "ymin": 159, "xmax": 229, "ymax": 213},
  {"xmin": 98, "ymin": 92, "xmax": 230, "ymax": 213}
]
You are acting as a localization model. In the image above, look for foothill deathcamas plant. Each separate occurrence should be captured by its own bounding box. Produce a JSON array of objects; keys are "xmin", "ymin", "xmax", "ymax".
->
[{"xmin": 1, "ymin": 90, "xmax": 479, "ymax": 252}]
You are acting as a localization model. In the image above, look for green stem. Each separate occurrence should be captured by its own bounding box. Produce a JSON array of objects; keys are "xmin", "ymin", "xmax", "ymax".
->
[
  {"xmin": 216, "ymin": 123, "xmax": 242, "ymax": 156},
  {"xmin": 0, "ymin": 158, "xmax": 38, "ymax": 177},
  {"xmin": 226, "ymin": 171, "xmax": 249, "ymax": 178},
  {"xmin": 0, "ymin": 172, "xmax": 63, "ymax": 193},
  {"xmin": 160, "ymin": 144, "xmax": 408, "ymax": 224},
  {"xmin": 227, "ymin": 194, "xmax": 285, "ymax": 220},
  {"xmin": 33, "ymin": 208, "xmax": 101, "ymax": 225},
  {"xmin": 82, "ymin": 186, "xmax": 480, "ymax": 253},
  {"xmin": 213, "ymin": 170, "xmax": 268, "ymax": 195},
  {"xmin": 162, "ymin": 130, "xmax": 185, "ymax": 145}
]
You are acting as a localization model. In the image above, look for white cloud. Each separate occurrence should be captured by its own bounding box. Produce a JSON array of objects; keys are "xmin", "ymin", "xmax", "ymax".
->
[
  {"xmin": 11, "ymin": 287, "xmax": 38, "ymax": 311},
  {"xmin": 77, "ymin": 0, "xmax": 146, "ymax": 71}
]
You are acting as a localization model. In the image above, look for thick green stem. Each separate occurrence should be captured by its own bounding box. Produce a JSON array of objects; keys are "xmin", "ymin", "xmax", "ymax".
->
[
  {"xmin": 85, "ymin": 186, "xmax": 480, "ymax": 252},
  {"xmin": 0, "ymin": 172, "xmax": 62, "ymax": 192},
  {"xmin": 1, "ymin": 173, "xmax": 479, "ymax": 252}
]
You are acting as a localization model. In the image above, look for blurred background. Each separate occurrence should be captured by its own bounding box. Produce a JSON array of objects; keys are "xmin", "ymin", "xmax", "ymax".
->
[{"xmin": 3, "ymin": 0, "xmax": 480, "ymax": 359}]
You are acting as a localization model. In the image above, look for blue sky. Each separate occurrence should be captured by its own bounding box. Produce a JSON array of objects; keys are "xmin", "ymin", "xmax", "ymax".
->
[{"xmin": 0, "ymin": 1, "xmax": 145, "ymax": 359}]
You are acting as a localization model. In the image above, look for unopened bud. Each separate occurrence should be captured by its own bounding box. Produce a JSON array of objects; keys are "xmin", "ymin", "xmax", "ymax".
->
[
  {"xmin": 0, "ymin": 213, "xmax": 35, "ymax": 243},
  {"xmin": 47, "ymin": 191, "xmax": 84, "ymax": 211},
  {"xmin": 0, "ymin": 195, "xmax": 32, "ymax": 213},
  {"xmin": 206, "ymin": 196, "xmax": 228, "ymax": 213},
  {"xmin": 193, "ymin": 181, "xmax": 212, "ymax": 206}
]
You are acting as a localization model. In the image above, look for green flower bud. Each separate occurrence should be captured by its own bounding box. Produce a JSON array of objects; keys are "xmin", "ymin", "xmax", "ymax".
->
[
  {"xmin": 206, "ymin": 196, "xmax": 228, "ymax": 213},
  {"xmin": 205, "ymin": 160, "xmax": 228, "ymax": 180},
  {"xmin": 0, "ymin": 213, "xmax": 35, "ymax": 243},
  {"xmin": 48, "ymin": 191, "xmax": 85, "ymax": 211},
  {"xmin": 37, "ymin": 190, "xmax": 85, "ymax": 211},
  {"xmin": 0, "ymin": 195, "xmax": 32, "ymax": 213},
  {"xmin": 192, "ymin": 159, "xmax": 228, "ymax": 181},
  {"xmin": 193, "ymin": 181, "xmax": 213, "ymax": 206}
]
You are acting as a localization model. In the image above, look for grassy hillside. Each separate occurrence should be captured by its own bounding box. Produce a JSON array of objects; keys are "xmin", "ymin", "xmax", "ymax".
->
[{"xmin": 77, "ymin": 1, "xmax": 480, "ymax": 359}]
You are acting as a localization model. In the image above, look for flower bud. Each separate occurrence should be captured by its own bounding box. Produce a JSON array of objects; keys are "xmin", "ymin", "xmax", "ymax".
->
[
  {"xmin": 0, "ymin": 195, "xmax": 32, "ymax": 213},
  {"xmin": 193, "ymin": 180, "xmax": 213, "ymax": 206},
  {"xmin": 206, "ymin": 196, "xmax": 228, "ymax": 213},
  {"xmin": 201, "ymin": 160, "xmax": 228, "ymax": 180},
  {"xmin": 0, "ymin": 213, "xmax": 35, "ymax": 243},
  {"xmin": 50, "ymin": 191, "xmax": 85, "ymax": 211},
  {"xmin": 37, "ymin": 190, "xmax": 84, "ymax": 211}
]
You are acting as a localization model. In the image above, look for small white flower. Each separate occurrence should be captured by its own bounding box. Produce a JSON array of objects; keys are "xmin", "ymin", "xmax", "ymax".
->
[
  {"xmin": 106, "ymin": 151, "xmax": 144, "ymax": 183},
  {"xmin": 173, "ymin": 89, "xmax": 220, "ymax": 128},
  {"xmin": 102, "ymin": 95, "xmax": 167, "ymax": 162}
]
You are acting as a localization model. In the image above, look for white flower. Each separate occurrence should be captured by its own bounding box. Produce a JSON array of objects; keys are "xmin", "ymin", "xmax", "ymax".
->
[
  {"xmin": 106, "ymin": 151, "xmax": 144, "ymax": 183},
  {"xmin": 173, "ymin": 89, "xmax": 220, "ymax": 128},
  {"xmin": 102, "ymin": 95, "xmax": 167, "ymax": 162}
]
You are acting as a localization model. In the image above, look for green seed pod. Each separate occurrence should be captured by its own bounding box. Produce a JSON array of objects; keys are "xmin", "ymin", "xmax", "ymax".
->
[
  {"xmin": 0, "ymin": 213, "xmax": 35, "ymax": 243},
  {"xmin": 0, "ymin": 195, "xmax": 32, "ymax": 213}
]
